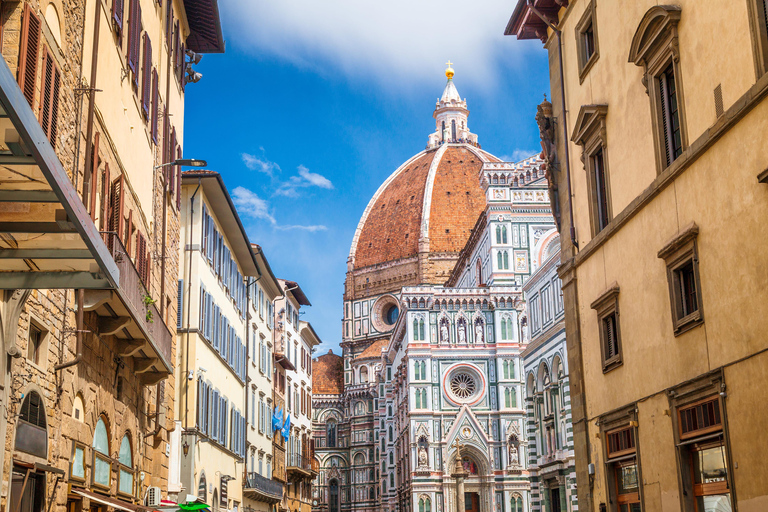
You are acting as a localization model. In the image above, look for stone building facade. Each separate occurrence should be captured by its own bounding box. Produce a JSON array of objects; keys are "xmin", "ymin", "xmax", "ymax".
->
[
  {"xmin": 313, "ymin": 69, "xmax": 557, "ymax": 512},
  {"xmin": 509, "ymin": 1, "xmax": 768, "ymax": 511},
  {"xmin": 521, "ymin": 242, "xmax": 575, "ymax": 512},
  {"xmin": 0, "ymin": 3, "xmax": 222, "ymax": 512}
]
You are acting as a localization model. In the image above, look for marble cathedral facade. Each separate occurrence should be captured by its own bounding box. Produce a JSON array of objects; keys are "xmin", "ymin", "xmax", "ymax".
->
[{"xmin": 312, "ymin": 67, "xmax": 558, "ymax": 512}]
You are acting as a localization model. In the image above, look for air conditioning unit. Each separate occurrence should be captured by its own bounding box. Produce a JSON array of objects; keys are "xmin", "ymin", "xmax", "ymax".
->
[{"xmin": 146, "ymin": 487, "xmax": 162, "ymax": 507}]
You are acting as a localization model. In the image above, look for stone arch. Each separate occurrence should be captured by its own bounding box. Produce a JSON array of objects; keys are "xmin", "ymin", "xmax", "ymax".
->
[
  {"xmin": 526, "ymin": 372, "xmax": 536, "ymax": 397},
  {"xmin": 446, "ymin": 442, "xmax": 491, "ymax": 476},
  {"xmin": 14, "ymin": 386, "xmax": 48, "ymax": 459},
  {"xmin": 536, "ymin": 360, "xmax": 550, "ymax": 392},
  {"xmin": 551, "ymin": 353, "xmax": 565, "ymax": 382}
]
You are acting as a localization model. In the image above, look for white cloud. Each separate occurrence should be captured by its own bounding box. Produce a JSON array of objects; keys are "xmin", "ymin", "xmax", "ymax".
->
[
  {"xmin": 232, "ymin": 186, "xmax": 327, "ymax": 233},
  {"xmin": 232, "ymin": 186, "xmax": 276, "ymax": 225},
  {"xmin": 242, "ymin": 153, "xmax": 281, "ymax": 177},
  {"xmin": 298, "ymin": 165, "xmax": 333, "ymax": 189},
  {"xmin": 275, "ymin": 224, "xmax": 328, "ymax": 232},
  {"xmin": 221, "ymin": 0, "xmax": 535, "ymax": 89},
  {"xmin": 275, "ymin": 165, "xmax": 334, "ymax": 197},
  {"xmin": 500, "ymin": 149, "xmax": 540, "ymax": 162}
]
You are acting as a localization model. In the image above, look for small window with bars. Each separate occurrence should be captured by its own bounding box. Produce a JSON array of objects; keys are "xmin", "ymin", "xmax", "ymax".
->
[
  {"xmin": 678, "ymin": 397, "xmax": 722, "ymax": 440},
  {"xmin": 606, "ymin": 426, "xmax": 636, "ymax": 459},
  {"xmin": 591, "ymin": 284, "xmax": 622, "ymax": 373}
]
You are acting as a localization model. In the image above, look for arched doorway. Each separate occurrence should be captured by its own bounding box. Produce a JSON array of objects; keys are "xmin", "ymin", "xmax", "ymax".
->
[{"xmin": 328, "ymin": 479, "xmax": 339, "ymax": 512}]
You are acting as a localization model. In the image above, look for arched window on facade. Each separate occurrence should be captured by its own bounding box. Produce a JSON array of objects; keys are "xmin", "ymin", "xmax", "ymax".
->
[
  {"xmin": 327, "ymin": 419, "xmax": 337, "ymax": 448},
  {"xmin": 502, "ymin": 226, "xmax": 508, "ymax": 244},
  {"xmin": 93, "ymin": 417, "xmax": 111, "ymax": 489},
  {"xmin": 441, "ymin": 121, "xmax": 446, "ymax": 141},
  {"xmin": 16, "ymin": 391, "xmax": 47, "ymax": 458},
  {"xmin": 419, "ymin": 497, "xmax": 432, "ymax": 512},
  {"xmin": 388, "ymin": 426, "xmax": 393, "ymax": 442},
  {"xmin": 118, "ymin": 435, "xmax": 134, "ymax": 495},
  {"xmin": 451, "ymin": 119, "xmax": 457, "ymax": 140},
  {"xmin": 360, "ymin": 366, "xmax": 368, "ymax": 383},
  {"xmin": 476, "ymin": 258, "xmax": 483, "ymax": 286}
]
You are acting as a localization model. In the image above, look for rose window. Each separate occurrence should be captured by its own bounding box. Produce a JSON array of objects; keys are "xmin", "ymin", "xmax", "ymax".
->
[{"xmin": 450, "ymin": 373, "xmax": 477, "ymax": 399}]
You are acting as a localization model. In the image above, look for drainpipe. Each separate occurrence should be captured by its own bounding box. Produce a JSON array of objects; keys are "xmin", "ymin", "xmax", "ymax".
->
[
  {"xmin": 527, "ymin": 1, "xmax": 578, "ymax": 251},
  {"xmin": 81, "ymin": 0, "xmax": 101, "ymax": 210},
  {"xmin": 55, "ymin": 289, "xmax": 84, "ymax": 371},
  {"xmin": 183, "ymin": 179, "xmax": 201, "ymax": 431}
]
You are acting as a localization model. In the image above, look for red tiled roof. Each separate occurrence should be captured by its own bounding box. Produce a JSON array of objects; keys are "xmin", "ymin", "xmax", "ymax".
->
[
  {"xmin": 358, "ymin": 338, "xmax": 387, "ymax": 360},
  {"xmin": 314, "ymin": 350, "xmax": 343, "ymax": 395}
]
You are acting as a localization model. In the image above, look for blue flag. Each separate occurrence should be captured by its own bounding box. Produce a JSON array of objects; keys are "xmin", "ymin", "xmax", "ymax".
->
[
  {"xmin": 272, "ymin": 406, "xmax": 282, "ymax": 432},
  {"xmin": 281, "ymin": 414, "xmax": 291, "ymax": 441}
]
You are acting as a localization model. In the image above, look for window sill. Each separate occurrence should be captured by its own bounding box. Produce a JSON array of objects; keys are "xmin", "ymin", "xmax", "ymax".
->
[
  {"xmin": 602, "ymin": 356, "xmax": 623, "ymax": 374},
  {"xmin": 673, "ymin": 311, "xmax": 703, "ymax": 337},
  {"xmin": 579, "ymin": 53, "xmax": 599, "ymax": 84}
]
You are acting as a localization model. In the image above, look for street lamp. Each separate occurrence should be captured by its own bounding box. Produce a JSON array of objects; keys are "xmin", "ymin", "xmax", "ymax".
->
[{"xmin": 154, "ymin": 158, "xmax": 207, "ymax": 169}]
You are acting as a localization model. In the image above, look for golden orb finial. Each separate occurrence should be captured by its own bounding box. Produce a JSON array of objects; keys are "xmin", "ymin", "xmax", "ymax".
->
[{"xmin": 445, "ymin": 60, "xmax": 454, "ymax": 79}]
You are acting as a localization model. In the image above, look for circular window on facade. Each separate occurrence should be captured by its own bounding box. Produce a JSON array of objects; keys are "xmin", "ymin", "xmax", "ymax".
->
[
  {"xmin": 371, "ymin": 295, "xmax": 400, "ymax": 332},
  {"xmin": 443, "ymin": 364, "xmax": 486, "ymax": 406}
]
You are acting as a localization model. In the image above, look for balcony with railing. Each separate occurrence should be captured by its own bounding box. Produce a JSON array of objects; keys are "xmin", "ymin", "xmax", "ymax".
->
[
  {"xmin": 79, "ymin": 232, "xmax": 172, "ymax": 382},
  {"xmin": 286, "ymin": 453, "xmax": 312, "ymax": 479},
  {"xmin": 244, "ymin": 472, "xmax": 283, "ymax": 503}
]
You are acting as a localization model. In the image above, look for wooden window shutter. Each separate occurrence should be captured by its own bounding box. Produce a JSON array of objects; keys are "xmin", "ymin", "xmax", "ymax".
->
[
  {"xmin": 110, "ymin": 175, "xmax": 125, "ymax": 246},
  {"xmin": 173, "ymin": 21, "xmax": 180, "ymax": 78},
  {"xmin": 18, "ymin": 4, "xmax": 41, "ymax": 107},
  {"xmin": 39, "ymin": 49, "xmax": 61, "ymax": 146},
  {"xmin": 179, "ymin": 43, "xmax": 186, "ymax": 91},
  {"xmin": 141, "ymin": 33, "xmax": 151, "ymax": 119},
  {"xmin": 100, "ymin": 164, "xmax": 111, "ymax": 231},
  {"xmin": 137, "ymin": 233, "xmax": 144, "ymax": 281},
  {"xmin": 112, "ymin": 0, "xmax": 124, "ymax": 35},
  {"xmin": 88, "ymin": 132, "xmax": 100, "ymax": 220},
  {"xmin": 165, "ymin": 0, "xmax": 173, "ymax": 47},
  {"xmin": 127, "ymin": 0, "xmax": 138, "ymax": 73},
  {"xmin": 176, "ymin": 145, "xmax": 182, "ymax": 210},
  {"xmin": 130, "ymin": 1, "xmax": 142, "ymax": 89},
  {"xmin": 151, "ymin": 69, "xmax": 159, "ymax": 143}
]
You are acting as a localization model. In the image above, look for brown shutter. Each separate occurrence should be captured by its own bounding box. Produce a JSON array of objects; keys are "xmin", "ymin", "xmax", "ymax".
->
[
  {"xmin": 89, "ymin": 132, "xmax": 101, "ymax": 220},
  {"xmin": 176, "ymin": 145, "xmax": 182, "ymax": 210},
  {"xmin": 127, "ymin": 0, "xmax": 137, "ymax": 73},
  {"xmin": 141, "ymin": 33, "xmax": 152, "ymax": 118},
  {"xmin": 136, "ymin": 232, "xmax": 145, "ymax": 283},
  {"xmin": 173, "ymin": 21, "xmax": 180, "ymax": 78},
  {"xmin": 100, "ymin": 164, "xmax": 111, "ymax": 231},
  {"xmin": 129, "ymin": 0, "xmax": 142, "ymax": 88},
  {"xmin": 179, "ymin": 43, "xmax": 186, "ymax": 91},
  {"xmin": 151, "ymin": 69, "xmax": 159, "ymax": 144},
  {"xmin": 18, "ymin": 4, "xmax": 41, "ymax": 107},
  {"xmin": 165, "ymin": 1, "xmax": 173, "ymax": 48},
  {"xmin": 112, "ymin": 0, "xmax": 124, "ymax": 34},
  {"xmin": 39, "ymin": 49, "xmax": 61, "ymax": 146},
  {"xmin": 110, "ymin": 174, "xmax": 125, "ymax": 247}
]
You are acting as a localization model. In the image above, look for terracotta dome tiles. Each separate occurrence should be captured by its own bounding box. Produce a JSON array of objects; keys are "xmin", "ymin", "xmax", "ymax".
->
[
  {"xmin": 428, "ymin": 146, "xmax": 488, "ymax": 253},
  {"xmin": 354, "ymin": 151, "xmax": 435, "ymax": 268}
]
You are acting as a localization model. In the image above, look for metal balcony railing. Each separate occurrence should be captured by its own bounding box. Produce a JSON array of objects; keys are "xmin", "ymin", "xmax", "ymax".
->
[
  {"xmin": 101, "ymin": 232, "xmax": 172, "ymax": 364},
  {"xmin": 244, "ymin": 472, "xmax": 283, "ymax": 503}
]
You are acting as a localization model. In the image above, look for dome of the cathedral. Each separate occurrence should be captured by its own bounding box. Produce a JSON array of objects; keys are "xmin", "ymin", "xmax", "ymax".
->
[
  {"xmin": 313, "ymin": 350, "xmax": 344, "ymax": 395},
  {"xmin": 348, "ymin": 72, "xmax": 501, "ymax": 273}
]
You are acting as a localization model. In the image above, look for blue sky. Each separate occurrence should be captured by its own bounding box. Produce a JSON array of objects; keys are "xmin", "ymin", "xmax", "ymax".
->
[{"xmin": 183, "ymin": 1, "xmax": 550, "ymax": 355}]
